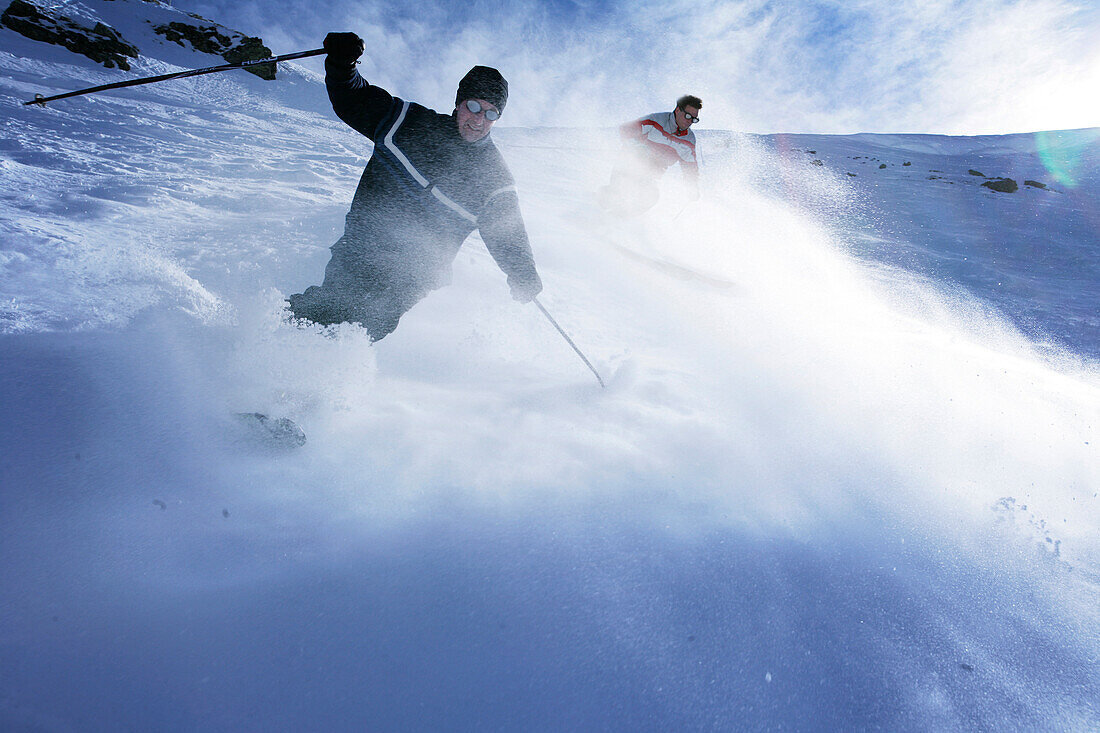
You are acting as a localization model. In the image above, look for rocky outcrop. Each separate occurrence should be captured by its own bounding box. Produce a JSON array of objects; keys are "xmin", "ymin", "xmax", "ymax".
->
[
  {"xmin": 981, "ymin": 178, "xmax": 1018, "ymax": 193},
  {"xmin": 968, "ymin": 169, "xmax": 985, "ymax": 177},
  {"xmin": 1024, "ymin": 180, "xmax": 1047, "ymax": 190},
  {"xmin": 1, "ymin": 0, "xmax": 139, "ymax": 70},
  {"xmin": 154, "ymin": 21, "xmax": 233, "ymax": 56},
  {"xmin": 153, "ymin": 21, "xmax": 275, "ymax": 79},
  {"xmin": 221, "ymin": 36, "xmax": 274, "ymax": 76}
]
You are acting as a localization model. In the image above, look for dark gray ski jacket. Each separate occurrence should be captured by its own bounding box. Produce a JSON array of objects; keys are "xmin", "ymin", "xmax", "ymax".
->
[{"xmin": 325, "ymin": 60, "xmax": 541, "ymax": 297}]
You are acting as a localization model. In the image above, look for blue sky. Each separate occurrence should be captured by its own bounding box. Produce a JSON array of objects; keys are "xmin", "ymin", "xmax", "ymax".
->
[{"xmin": 172, "ymin": 0, "xmax": 1100, "ymax": 134}]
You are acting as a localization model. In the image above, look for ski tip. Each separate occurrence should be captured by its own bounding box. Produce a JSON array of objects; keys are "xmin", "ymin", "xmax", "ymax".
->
[{"xmin": 234, "ymin": 412, "xmax": 306, "ymax": 450}]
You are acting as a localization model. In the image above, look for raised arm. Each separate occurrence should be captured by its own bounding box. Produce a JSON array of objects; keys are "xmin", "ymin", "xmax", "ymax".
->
[{"xmin": 323, "ymin": 32, "xmax": 394, "ymax": 140}]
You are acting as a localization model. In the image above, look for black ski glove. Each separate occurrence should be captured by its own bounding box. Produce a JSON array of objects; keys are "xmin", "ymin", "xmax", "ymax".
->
[
  {"xmin": 324, "ymin": 32, "xmax": 364, "ymax": 66},
  {"xmin": 509, "ymin": 273, "xmax": 543, "ymax": 304}
]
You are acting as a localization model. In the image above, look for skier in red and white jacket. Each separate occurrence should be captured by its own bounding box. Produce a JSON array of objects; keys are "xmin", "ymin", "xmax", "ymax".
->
[{"xmin": 599, "ymin": 95, "xmax": 702, "ymax": 216}]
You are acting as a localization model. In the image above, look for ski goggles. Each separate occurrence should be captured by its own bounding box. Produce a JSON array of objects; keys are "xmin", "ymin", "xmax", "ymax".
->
[
  {"xmin": 464, "ymin": 99, "xmax": 501, "ymax": 121},
  {"xmin": 679, "ymin": 107, "xmax": 700, "ymax": 124}
]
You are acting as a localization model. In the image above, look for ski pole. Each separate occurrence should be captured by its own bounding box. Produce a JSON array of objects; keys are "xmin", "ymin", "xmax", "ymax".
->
[
  {"xmin": 24, "ymin": 48, "xmax": 326, "ymax": 106},
  {"xmin": 533, "ymin": 297, "xmax": 606, "ymax": 389}
]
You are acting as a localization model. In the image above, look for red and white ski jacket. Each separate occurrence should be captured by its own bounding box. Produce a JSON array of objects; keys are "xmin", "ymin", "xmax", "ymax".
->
[{"xmin": 620, "ymin": 111, "xmax": 699, "ymax": 183}]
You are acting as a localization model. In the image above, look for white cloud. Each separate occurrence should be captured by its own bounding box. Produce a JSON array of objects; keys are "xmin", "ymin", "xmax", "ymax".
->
[{"xmin": 170, "ymin": 0, "xmax": 1100, "ymax": 133}]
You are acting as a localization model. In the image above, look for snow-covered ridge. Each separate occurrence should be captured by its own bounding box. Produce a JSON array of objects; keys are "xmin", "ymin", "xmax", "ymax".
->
[
  {"xmin": 0, "ymin": 0, "xmax": 338, "ymax": 333},
  {"xmin": 2, "ymin": 0, "xmax": 140, "ymax": 69}
]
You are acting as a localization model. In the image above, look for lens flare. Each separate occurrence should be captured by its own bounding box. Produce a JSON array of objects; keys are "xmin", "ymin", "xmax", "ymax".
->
[{"xmin": 1034, "ymin": 128, "xmax": 1100, "ymax": 188}]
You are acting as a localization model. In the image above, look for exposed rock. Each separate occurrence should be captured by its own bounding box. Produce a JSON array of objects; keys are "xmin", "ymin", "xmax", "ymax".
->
[
  {"xmin": 879, "ymin": 163, "xmax": 887, "ymax": 169},
  {"xmin": 968, "ymin": 169, "xmax": 986, "ymax": 177},
  {"xmin": 903, "ymin": 161, "xmax": 911, "ymax": 166},
  {"xmin": 154, "ymin": 20, "xmax": 232, "ymax": 55},
  {"xmin": 811, "ymin": 159, "xmax": 823, "ymax": 166},
  {"xmin": 981, "ymin": 178, "xmax": 1018, "ymax": 193},
  {"xmin": 153, "ymin": 21, "xmax": 275, "ymax": 79},
  {"xmin": 847, "ymin": 172, "xmax": 857, "ymax": 177},
  {"xmin": 1024, "ymin": 180, "xmax": 1047, "ymax": 189},
  {"xmin": 222, "ymin": 36, "xmax": 275, "ymax": 79},
  {"xmin": 2, "ymin": 0, "xmax": 139, "ymax": 70}
]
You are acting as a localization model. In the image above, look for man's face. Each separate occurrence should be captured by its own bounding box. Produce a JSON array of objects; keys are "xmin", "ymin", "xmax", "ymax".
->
[
  {"xmin": 674, "ymin": 105, "xmax": 699, "ymax": 132},
  {"xmin": 456, "ymin": 98, "xmax": 499, "ymax": 142}
]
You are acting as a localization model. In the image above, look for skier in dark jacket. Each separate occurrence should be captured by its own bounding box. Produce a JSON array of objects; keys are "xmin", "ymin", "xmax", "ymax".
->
[{"xmin": 288, "ymin": 32, "xmax": 542, "ymax": 340}]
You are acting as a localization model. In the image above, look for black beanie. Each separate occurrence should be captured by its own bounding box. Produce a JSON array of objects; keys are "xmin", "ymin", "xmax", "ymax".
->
[{"xmin": 455, "ymin": 66, "xmax": 508, "ymax": 113}]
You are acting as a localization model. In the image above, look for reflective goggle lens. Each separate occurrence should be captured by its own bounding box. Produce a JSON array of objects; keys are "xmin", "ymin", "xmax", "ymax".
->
[{"xmin": 465, "ymin": 99, "xmax": 500, "ymax": 121}]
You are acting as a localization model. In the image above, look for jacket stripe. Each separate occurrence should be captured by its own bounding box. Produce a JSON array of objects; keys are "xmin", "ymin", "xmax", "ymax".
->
[
  {"xmin": 640, "ymin": 119, "xmax": 696, "ymax": 158},
  {"xmin": 431, "ymin": 187, "xmax": 477, "ymax": 223},
  {"xmin": 381, "ymin": 100, "xmax": 477, "ymax": 223},
  {"xmin": 384, "ymin": 101, "xmax": 430, "ymax": 187},
  {"xmin": 485, "ymin": 185, "xmax": 517, "ymax": 202}
]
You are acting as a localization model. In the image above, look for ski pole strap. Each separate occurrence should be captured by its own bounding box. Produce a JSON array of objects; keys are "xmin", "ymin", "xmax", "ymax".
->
[
  {"xmin": 533, "ymin": 297, "xmax": 606, "ymax": 389},
  {"xmin": 24, "ymin": 48, "xmax": 326, "ymax": 106}
]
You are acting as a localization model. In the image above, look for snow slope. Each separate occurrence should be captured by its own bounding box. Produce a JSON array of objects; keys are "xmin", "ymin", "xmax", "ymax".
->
[{"xmin": 2, "ymin": 2, "xmax": 1099, "ymax": 729}]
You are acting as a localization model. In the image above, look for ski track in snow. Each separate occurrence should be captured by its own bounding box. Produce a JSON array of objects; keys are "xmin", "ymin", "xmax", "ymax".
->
[{"xmin": 1, "ymin": 4, "xmax": 1100, "ymax": 729}]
